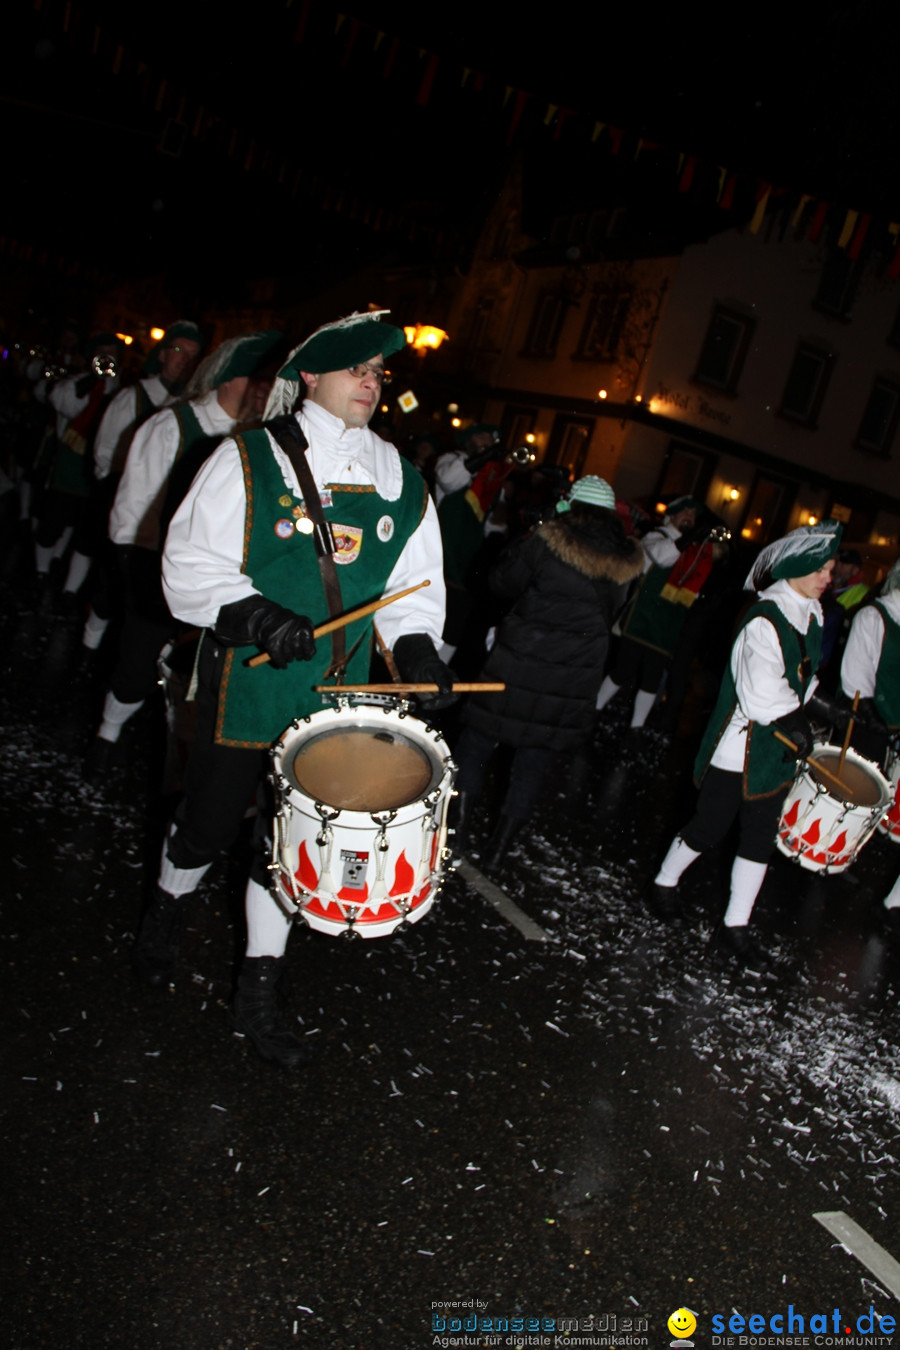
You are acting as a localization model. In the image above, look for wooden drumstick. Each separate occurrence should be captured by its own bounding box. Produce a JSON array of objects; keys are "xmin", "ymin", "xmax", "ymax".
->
[
  {"xmin": 246, "ymin": 580, "xmax": 430, "ymax": 668},
  {"xmin": 773, "ymin": 730, "xmax": 850, "ymax": 795},
  {"xmin": 838, "ymin": 690, "xmax": 860, "ymax": 777},
  {"xmin": 314, "ymin": 682, "xmax": 506, "ymax": 694}
]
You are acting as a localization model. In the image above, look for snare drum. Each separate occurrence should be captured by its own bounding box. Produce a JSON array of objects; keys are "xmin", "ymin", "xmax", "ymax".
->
[
  {"xmin": 776, "ymin": 744, "xmax": 892, "ymax": 873},
  {"xmin": 877, "ymin": 746, "xmax": 900, "ymax": 843},
  {"xmin": 269, "ymin": 699, "xmax": 456, "ymax": 937}
]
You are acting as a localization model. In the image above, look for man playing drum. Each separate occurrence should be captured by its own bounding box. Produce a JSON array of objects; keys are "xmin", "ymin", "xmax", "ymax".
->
[
  {"xmin": 646, "ymin": 521, "xmax": 844, "ymax": 965},
  {"xmin": 135, "ymin": 310, "xmax": 449, "ymax": 1068}
]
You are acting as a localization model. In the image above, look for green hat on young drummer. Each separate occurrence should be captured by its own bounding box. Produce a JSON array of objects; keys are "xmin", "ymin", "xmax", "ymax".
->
[
  {"xmin": 745, "ymin": 520, "xmax": 843, "ymax": 591},
  {"xmin": 278, "ymin": 310, "xmax": 407, "ymax": 379},
  {"xmin": 556, "ymin": 474, "xmax": 616, "ymax": 513}
]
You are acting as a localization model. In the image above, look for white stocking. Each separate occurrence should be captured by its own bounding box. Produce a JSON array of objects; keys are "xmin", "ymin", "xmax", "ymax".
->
[
  {"xmin": 723, "ymin": 857, "xmax": 768, "ymax": 928},
  {"xmin": 654, "ymin": 835, "xmax": 701, "ymax": 888},
  {"xmin": 63, "ymin": 549, "xmax": 91, "ymax": 594},
  {"xmin": 630, "ymin": 688, "xmax": 657, "ymax": 728},
  {"xmin": 245, "ymin": 878, "xmax": 292, "ymax": 959},
  {"xmin": 98, "ymin": 691, "xmax": 143, "ymax": 743},
  {"xmin": 595, "ymin": 675, "xmax": 620, "ymax": 712}
]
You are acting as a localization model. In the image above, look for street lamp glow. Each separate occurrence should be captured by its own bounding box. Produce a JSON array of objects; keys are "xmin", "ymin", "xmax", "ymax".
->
[{"xmin": 404, "ymin": 325, "xmax": 448, "ymax": 352}]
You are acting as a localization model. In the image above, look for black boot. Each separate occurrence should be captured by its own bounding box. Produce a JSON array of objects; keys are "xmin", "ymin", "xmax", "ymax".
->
[
  {"xmin": 230, "ymin": 957, "xmax": 310, "ymax": 1069},
  {"xmin": 131, "ymin": 886, "xmax": 188, "ymax": 988},
  {"xmin": 484, "ymin": 815, "xmax": 526, "ymax": 871},
  {"xmin": 644, "ymin": 880, "xmax": 681, "ymax": 923},
  {"xmin": 450, "ymin": 790, "xmax": 473, "ymax": 856},
  {"xmin": 713, "ymin": 922, "xmax": 770, "ymax": 970}
]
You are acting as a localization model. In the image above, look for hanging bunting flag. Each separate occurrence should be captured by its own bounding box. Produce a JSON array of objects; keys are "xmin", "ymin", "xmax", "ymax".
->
[
  {"xmin": 503, "ymin": 86, "xmax": 514, "ymax": 107},
  {"xmin": 678, "ymin": 156, "xmax": 697, "ymax": 192},
  {"xmin": 334, "ymin": 14, "xmax": 345, "ymax": 34},
  {"xmin": 461, "ymin": 67, "xmax": 471, "ymax": 86},
  {"xmin": 155, "ymin": 78, "xmax": 167, "ymax": 113},
  {"xmin": 374, "ymin": 30, "xmax": 384, "ymax": 50},
  {"xmin": 112, "ymin": 44, "xmax": 124, "ymax": 75},
  {"xmin": 293, "ymin": 0, "xmax": 312, "ymax": 44},
  {"xmin": 607, "ymin": 126, "xmax": 623, "ymax": 154},
  {"xmin": 592, "ymin": 122, "xmax": 605, "ymax": 142},
  {"xmin": 847, "ymin": 212, "xmax": 871, "ymax": 260},
  {"xmin": 748, "ymin": 183, "xmax": 772, "ymax": 234},
  {"xmin": 417, "ymin": 53, "xmax": 439, "ymax": 106},
  {"xmin": 92, "ymin": 25, "xmax": 101, "ymax": 55},
  {"xmin": 341, "ymin": 17, "xmax": 359, "ymax": 67},
  {"xmin": 808, "ymin": 200, "xmax": 829, "ymax": 242},
  {"xmin": 544, "ymin": 103, "xmax": 558, "ymax": 126},
  {"xmin": 62, "ymin": 1, "xmax": 71, "ymax": 30},
  {"xmin": 791, "ymin": 194, "xmax": 812, "ymax": 229},
  {"xmin": 837, "ymin": 209, "xmax": 858, "ymax": 249},
  {"xmin": 506, "ymin": 90, "xmax": 530, "ymax": 146},
  {"xmin": 382, "ymin": 37, "xmax": 398, "ymax": 78},
  {"xmin": 715, "ymin": 167, "xmax": 727, "ymax": 202},
  {"xmin": 719, "ymin": 174, "xmax": 737, "ymax": 210},
  {"xmin": 555, "ymin": 108, "xmax": 576, "ymax": 142}
]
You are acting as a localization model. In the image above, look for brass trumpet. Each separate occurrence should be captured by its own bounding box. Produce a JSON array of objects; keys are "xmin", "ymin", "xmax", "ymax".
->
[
  {"xmin": 91, "ymin": 354, "xmax": 118, "ymax": 379},
  {"xmin": 506, "ymin": 444, "xmax": 536, "ymax": 466}
]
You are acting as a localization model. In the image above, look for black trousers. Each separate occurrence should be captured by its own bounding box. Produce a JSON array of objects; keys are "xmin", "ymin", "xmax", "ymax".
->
[
  {"xmin": 681, "ymin": 766, "xmax": 787, "ymax": 864},
  {"xmin": 610, "ymin": 636, "xmax": 668, "ymax": 695},
  {"xmin": 454, "ymin": 725, "xmax": 553, "ymax": 821},
  {"xmin": 165, "ymin": 635, "xmax": 267, "ymax": 877}
]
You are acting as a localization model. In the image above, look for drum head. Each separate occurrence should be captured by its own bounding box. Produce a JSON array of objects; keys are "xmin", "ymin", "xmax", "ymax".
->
[
  {"xmin": 285, "ymin": 724, "xmax": 441, "ymax": 811},
  {"xmin": 808, "ymin": 749, "xmax": 886, "ymax": 808}
]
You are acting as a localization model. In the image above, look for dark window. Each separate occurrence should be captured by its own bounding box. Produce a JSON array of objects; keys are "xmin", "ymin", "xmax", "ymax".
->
[
  {"xmin": 779, "ymin": 342, "xmax": 835, "ymax": 426},
  {"xmin": 855, "ymin": 377, "xmax": 900, "ymax": 457},
  {"xmin": 694, "ymin": 306, "xmax": 755, "ymax": 392},
  {"xmin": 576, "ymin": 286, "xmax": 632, "ymax": 361},
  {"xmin": 523, "ymin": 290, "xmax": 567, "ymax": 358},
  {"xmin": 814, "ymin": 251, "xmax": 861, "ymax": 319},
  {"xmin": 545, "ymin": 415, "xmax": 594, "ymax": 478}
]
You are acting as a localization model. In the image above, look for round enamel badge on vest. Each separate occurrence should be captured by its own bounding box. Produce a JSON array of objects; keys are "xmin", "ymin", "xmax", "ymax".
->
[
  {"xmin": 376, "ymin": 515, "xmax": 394, "ymax": 542},
  {"xmin": 295, "ymin": 517, "xmax": 315, "ymax": 535},
  {"xmin": 275, "ymin": 518, "xmax": 294, "ymax": 539}
]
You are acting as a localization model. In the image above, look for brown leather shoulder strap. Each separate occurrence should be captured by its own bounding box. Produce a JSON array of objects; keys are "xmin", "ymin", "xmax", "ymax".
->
[{"xmin": 265, "ymin": 414, "xmax": 346, "ymax": 669}]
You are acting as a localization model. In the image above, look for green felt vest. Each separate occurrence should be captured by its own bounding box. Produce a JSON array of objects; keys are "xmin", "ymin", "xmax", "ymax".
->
[
  {"xmin": 158, "ymin": 403, "xmax": 229, "ymax": 546},
  {"xmin": 214, "ymin": 430, "xmax": 428, "ymax": 747},
  {"xmin": 874, "ymin": 601, "xmax": 900, "ymax": 728},
  {"xmin": 694, "ymin": 599, "xmax": 822, "ymax": 799},
  {"xmin": 620, "ymin": 562, "xmax": 690, "ymax": 658}
]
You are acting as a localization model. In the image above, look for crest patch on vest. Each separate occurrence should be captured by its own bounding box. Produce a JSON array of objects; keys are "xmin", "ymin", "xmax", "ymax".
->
[
  {"xmin": 332, "ymin": 524, "xmax": 363, "ymax": 564},
  {"xmin": 274, "ymin": 518, "xmax": 294, "ymax": 539},
  {"xmin": 278, "ymin": 494, "xmax": 292, "ymax": 508},
  {"xmin": 376, "ymin": 514, "xmax": 395, "ymax": 542}
]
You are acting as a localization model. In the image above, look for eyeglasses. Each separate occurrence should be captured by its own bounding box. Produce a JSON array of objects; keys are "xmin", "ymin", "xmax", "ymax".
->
[{"xmin": 348, "ymin": 361, "xmax": 391, "ymax": 386}]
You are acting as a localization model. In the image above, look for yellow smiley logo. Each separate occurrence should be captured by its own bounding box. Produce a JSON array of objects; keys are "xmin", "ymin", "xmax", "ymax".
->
[{"xmin": 667, "ymin": 1308, "xmax": 697, "ymax": 1339}]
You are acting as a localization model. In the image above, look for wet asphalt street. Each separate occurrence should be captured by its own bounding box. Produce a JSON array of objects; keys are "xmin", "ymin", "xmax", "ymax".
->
[{"xmin": 3, "ymin": 568, "xmax": 900, "ymax": 1350}]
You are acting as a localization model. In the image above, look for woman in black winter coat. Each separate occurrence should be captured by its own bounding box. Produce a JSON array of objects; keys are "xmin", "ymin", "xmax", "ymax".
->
[{"xmin": 454, "ymin": 475, "xmax": 644, "ymax": 866}]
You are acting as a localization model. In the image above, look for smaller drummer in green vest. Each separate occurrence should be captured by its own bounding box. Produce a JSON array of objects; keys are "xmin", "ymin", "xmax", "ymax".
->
[
  {"xmin": 595, "ymin": 495, "xmax": 703, "ymax": 731},
  {"xmin": 133, "ymin": 310, "xmax": 450, "ymax": 1069},
  {"xmin": 84, "ymin": 331, "xmax": 283, "ymax": 782},
  {"xmin": 646, "ymin": 520, "xmax": 845, "ymax": 966}
]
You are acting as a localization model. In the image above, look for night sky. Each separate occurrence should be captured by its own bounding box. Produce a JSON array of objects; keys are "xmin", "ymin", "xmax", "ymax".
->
[{"xmin": 5, "ymin": 0, "xmax": 900, "ymax": 306}]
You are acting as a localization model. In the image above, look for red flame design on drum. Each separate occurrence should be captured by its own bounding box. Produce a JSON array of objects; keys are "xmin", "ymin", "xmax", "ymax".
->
[
  {"xmin": 801, "ymin": 817, "xmax": 821, "ymax": 846},
  {"xmin": 783, "ymin": 799, "xmax": 800, "ymax": 829},
  {"xmin": 389, "ymin": 850, "xmax": 414, "ymax": 897},
  {"xmin": 295, "ymin": 841, "xmax": 319, "ymax": 893}
]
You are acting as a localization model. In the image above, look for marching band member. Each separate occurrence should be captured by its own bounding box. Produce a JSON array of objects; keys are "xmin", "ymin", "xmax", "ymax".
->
[
  {"xmin": 647, "ymin": 521, "xmax": 843, "ymax": 964},
  {"xmin": 134, "ymin": 311, "xmax": 449, "ymax": 1069}
]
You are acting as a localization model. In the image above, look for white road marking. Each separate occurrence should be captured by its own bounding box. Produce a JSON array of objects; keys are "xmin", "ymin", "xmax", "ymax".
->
[
  {"xmin": 814, "ymin": 1211, "xmax": 900, "ymax": 1299},
  {"xmin": 456, "ymin": 859, "xmax": 551, "ymax": 942}
]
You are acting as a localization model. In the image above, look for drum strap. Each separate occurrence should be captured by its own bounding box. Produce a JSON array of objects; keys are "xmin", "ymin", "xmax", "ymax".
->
[{"xmin": 266, "ymin": 414, "xmax": 346, "ymax": 673}]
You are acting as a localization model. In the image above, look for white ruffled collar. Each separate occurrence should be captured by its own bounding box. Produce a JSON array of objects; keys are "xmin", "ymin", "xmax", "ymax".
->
[{"xmin": 759, "ymin": 578, "xmax": 823, "ymax": 633}]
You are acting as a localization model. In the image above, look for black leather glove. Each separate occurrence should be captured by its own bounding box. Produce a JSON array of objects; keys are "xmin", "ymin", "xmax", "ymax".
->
[
  {"xmin": 855, "ymin": 696, "xmax": 887, "ymax": 731},
  {"xmin": 807, "ymin": 691, "xmax": 853, "ymax": 731},
  {"xmin": 774, "ymin": 707, "xmax": 814, "ymax": 759},
  {"xmin": 215, "ymin": 595, "xmax": 315, "ymax": 669},
  {"xmin": 393, "ymin": 633, "xmax": 458, "ymax": 709}
]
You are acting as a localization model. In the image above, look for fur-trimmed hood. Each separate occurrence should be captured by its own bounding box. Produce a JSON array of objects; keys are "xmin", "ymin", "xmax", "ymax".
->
[{"xmin": 538, "ymin": 516, "xmax": 644, "ymax": 584}]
